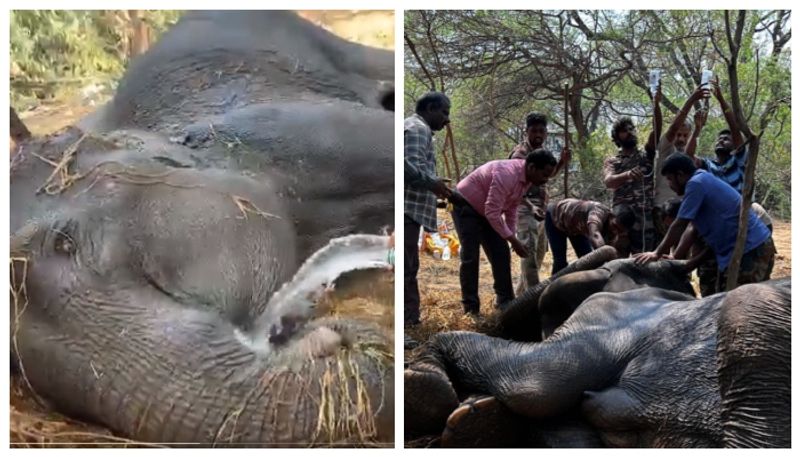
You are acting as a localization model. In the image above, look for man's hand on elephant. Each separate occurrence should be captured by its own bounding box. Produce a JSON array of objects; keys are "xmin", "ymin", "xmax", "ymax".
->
[
  {"xmin": 508, "ymin": 236, "xmax": 529, "ymax": 258},
  {"xmin": 633, "ymin": 251, "xmax": 661, "ymax": 265},
  {"xmin": 431, "ymin": 179, "xmax": 452, "ymax": 199}
]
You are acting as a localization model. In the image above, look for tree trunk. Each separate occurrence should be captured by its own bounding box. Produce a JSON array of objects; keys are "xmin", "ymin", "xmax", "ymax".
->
[
  {"xmin": 128, "ymin": 10, "xmax": 151, "ymax": 58},
  {"xmin": 725, "ymin": 134, "xmax": 760, "ymax": 291}
]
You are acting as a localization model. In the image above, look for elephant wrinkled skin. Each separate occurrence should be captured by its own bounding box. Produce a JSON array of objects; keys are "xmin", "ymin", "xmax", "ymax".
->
[
  {"xmin": 406, "ymin": 275, "xmax": 790, "ymax": 448},
  {"xmin": 10, "ymin": 11, "xmax": 394, "ymax": 447}
]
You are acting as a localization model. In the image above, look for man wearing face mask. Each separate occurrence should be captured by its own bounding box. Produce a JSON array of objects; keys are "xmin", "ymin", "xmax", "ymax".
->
[
  {"xmin": 602, "ymin": 117, "xmax": 655, "ymax": 255},
  {"xmin": 508, "ymin": 113, "xmax": 570, "ymax": 292}
]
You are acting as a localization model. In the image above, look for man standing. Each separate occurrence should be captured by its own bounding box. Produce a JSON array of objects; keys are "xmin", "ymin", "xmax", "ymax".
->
[
  {"xmin": 602, "ymin": 117, "xmax": 655, "ymax": 254},
  {"xmin": 508, "ymin": 113, "xmax": 570, "ymax": 293},
  {"xmin": 451, "ymin": 149, "xmax": 556, "ymax": 315},
  {"xmin": 688, "ymin": 78, "xmax": 749, "ymax": 193},
  {"xmin": 635, "ymin": 154, "xmax": 774, "ymax": 290},
  {"xmin": 404, "ymin": 91, "xmax": 452, "ymax": 326},
  {"xmin": 653, "ymin": 85, "xmax": 709, "ymax": 236}
]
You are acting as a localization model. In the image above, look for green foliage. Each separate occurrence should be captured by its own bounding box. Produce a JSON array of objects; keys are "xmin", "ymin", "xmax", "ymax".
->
[
  {"xmin": 10, "ymin": 10, "xmax": 182, "ymax": 109},
  {"xmin": 405, "ymin": 9, "xmax": 792, "ymax": 219}
]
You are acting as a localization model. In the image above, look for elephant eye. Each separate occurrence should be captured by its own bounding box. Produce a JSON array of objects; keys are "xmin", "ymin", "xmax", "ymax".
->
[{"xmin": 53, "ymin": 230, "xmax": 76, "ymax": 255}]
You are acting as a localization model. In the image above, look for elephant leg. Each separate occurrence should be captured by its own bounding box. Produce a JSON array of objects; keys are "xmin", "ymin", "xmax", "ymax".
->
[
  {"xmin": 441, "ymin": 395, "xmax": 525, "ymax": 447},
  {"xmin": 581, "ymin": 387, "xmax": 646, "ymax": 447},
  {"xmin": 539, "ymin": 269, "xmax": 612, "ymax": 339},
  {"xmin": 404, "ymin": 348, "xmax": 460, "ymax": 437},
  {"xmin": 716, "ymin": 280, "xmax": 791, "ymax": 448}
]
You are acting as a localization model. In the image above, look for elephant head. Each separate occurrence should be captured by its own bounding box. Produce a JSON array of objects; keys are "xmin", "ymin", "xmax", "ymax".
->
[
  {"xmin": 537, "ymin": 256, "xmax": 696, "ymax": 339},
  {"xmin": 10, "ymin": 153, "xmax": 394, "ymax": 446}
]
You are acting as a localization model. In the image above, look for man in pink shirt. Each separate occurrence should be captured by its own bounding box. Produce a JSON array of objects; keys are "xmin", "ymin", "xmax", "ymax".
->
[{"xmin": 450, "ymin": 149, "xmax": 557, "ymax": 315}]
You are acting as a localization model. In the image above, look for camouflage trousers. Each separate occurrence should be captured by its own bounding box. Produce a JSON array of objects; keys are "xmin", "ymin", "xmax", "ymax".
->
[
  {"xmin": 628, "ymin": 206, "xmax": 656, "ymax": 254},
  {"xmin": 515, "ymin": 204, "xmax": 548, "ymax": 295},
  {"xmin": 652, "ymin": 206, "xmax": 669, "ymax": 240},
  {"xmin": 699, "ymin": 237, "xmax": 776, "ymax": 296}
]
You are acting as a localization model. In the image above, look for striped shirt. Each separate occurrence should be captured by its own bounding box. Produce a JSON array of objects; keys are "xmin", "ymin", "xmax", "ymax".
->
[
  {"xmin": 404, "ymin": 114, "xmax": 439, "ymax": 232},
  {"xmin": 701, "ymin": 149, "xmax": 748, "ymax": 194},
  {"xmin": 456, "ymin": 159, "xmax": 531, "ymax": 239}
]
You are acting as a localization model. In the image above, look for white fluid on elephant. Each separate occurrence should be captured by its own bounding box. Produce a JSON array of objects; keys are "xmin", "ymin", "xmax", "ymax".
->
[{"xmin": 249, "ymin": 234, "xmax": 391, "ymax": 351}]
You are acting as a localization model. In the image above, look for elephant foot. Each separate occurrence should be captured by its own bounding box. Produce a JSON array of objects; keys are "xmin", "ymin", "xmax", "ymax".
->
[
  {"xmin": 404, "ymin": 368, "xmax": 459, "ymax": 437},
  {"xmin": 441, "ymin": 395, "xmax": 524, "ymax": 448}
]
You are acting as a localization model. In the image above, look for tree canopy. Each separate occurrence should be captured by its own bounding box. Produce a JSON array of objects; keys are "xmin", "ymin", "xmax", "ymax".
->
[
  {"xmin": 10, "ymin": 10, "xmax": 182, "ymax": 109},
  {"xmin": 405, "ymin": 10, "xmax": 791, "ymax": 219}
]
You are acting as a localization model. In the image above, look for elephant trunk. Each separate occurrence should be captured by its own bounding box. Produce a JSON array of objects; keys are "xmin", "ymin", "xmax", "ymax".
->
[
  {"xmin": 14, "ymin": 285, "xmax": 394, "ymax": 446},
  {"xmin": 405, "ymin": 330, "xmax": 619, "ymax": 437},
  {"xmin": 495, "ymin": 245, "xmax": 618, "ymax": 341}
]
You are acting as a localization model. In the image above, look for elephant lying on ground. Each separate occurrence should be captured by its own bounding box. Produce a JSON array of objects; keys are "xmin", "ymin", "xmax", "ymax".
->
[
  {"xmin": 10, "ymin": 11, "xmax": 394, "ymax": 447},
  {"xmin": 405, "ymin": 278, "xmax": 790, "ymax": 447},
  {"xmin": 494, "ymin": 246, "xmax": 695, "ymax": 341}
]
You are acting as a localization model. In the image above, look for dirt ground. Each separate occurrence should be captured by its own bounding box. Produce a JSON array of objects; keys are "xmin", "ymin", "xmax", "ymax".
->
[
  {"xmin": 404, "ymin": 210, "xmax": 791, "ymax": 446},
  {"xmin": 10, "ymin": 10, "xmax": 394, "ymax": 447}
]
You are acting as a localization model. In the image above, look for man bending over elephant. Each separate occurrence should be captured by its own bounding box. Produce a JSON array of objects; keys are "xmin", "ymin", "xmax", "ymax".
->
[
  {"xmin": 450, "ymin": 149, "xmax": 556, "ymax": 315},
  {"xmin": 508, "ymin": 112, "xmax": 571, "ymax": 292},
  {"xmin": 635, "ymin": 153, "xmax": 775, "ymax": 290},
  {"xmin": 544, "ymin": 198, "xmax": 635, "ymax": 275}
]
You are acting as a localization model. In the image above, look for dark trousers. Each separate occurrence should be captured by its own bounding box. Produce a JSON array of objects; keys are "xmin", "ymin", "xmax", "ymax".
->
[
  {"xmin": 545, "ymin": 206, "xmax": 593, "ymax": 276},
  {"xmin": 451, "ymin": 203, "xmax": 514, "ymax": 314},
  {"xmin": 404, "ymin": 215, "xmax": 422, "ymax": 325}
]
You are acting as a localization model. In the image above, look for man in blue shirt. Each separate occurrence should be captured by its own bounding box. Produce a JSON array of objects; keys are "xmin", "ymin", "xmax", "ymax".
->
[{"xmin": 634, "ymin": 153, "xmax": 774, "ymax": 291}]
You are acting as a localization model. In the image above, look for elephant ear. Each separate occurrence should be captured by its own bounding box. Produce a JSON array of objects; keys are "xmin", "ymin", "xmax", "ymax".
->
[
  {"xmin": 643, "ymin": 259, "xmax": 697, "ymax": 297},
  {"xmin": 492, "ymin": 245, "xmax": 619, "ymax": 341}
]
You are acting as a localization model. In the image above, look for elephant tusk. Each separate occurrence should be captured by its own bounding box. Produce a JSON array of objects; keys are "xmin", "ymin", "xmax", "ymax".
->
[{"xmin": 248, "ymin": 234, "xmax": 392, "ymax": 352}]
